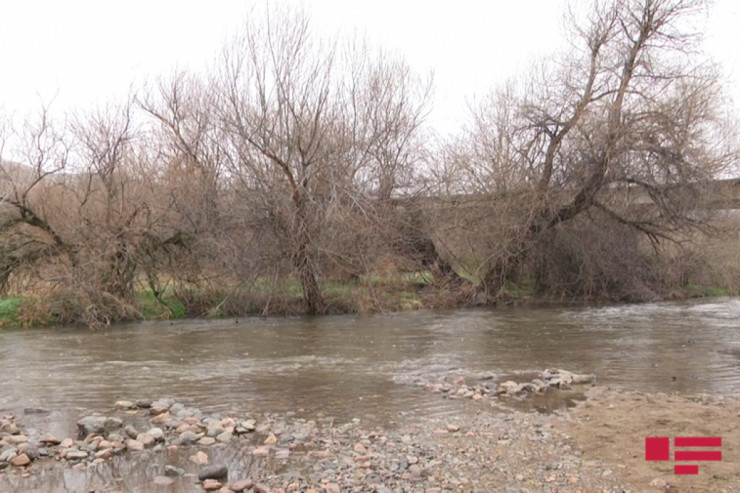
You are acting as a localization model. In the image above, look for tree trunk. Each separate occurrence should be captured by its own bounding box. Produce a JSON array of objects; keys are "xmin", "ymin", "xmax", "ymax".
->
[{"xmin": 293, "ymin": 229, "xmax": 324, "ymax": 315}]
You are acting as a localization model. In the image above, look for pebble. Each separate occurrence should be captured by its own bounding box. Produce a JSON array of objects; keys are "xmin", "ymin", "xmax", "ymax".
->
[
  {"xmin": 114, "ymin": 400, "xmax": 135, "ymax": 410},
  {"xmin": 10, "ymin": 453, "xmax": 30, "ymax": 467},
  {"xmin": 203, "ymin": 479, "xmax": 222, "ymax": 490},
  {"xmin": 198, "ymin": 464, "xmax": 229, "ymax": 481},
  {"xmin": 150, "ymin": 412, "xmax": 170, "ymax": 424},
  {"xmin": 264, "ymin": 433, "xmax": 277, "ymax": 445}
]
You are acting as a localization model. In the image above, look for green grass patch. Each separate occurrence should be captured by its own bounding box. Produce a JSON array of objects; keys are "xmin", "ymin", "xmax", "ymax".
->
[
  {"xmin": 683, "ymin": 284, "xmax": 730, "ymax": 298},
  {"xmin": 0, "ymin": 297, "xmax": 23, "ymax": 325},
  {"xmin": 136, "ymin": 290, "xmax": 186, "ymax": 319}
]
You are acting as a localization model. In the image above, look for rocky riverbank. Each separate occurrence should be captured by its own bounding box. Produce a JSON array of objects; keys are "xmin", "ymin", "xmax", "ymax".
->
[{"xmin": 1, "ymin": 382, "xmax": 738, "ymax": 492}]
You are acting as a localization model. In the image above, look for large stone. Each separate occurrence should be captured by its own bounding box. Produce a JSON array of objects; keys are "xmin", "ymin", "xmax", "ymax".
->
[
  {"xmin": 10, "ymin": 453, "xmax": 30, "ymax": 467},
  {"xmin": 78, "ymin": 416, "xmax": 107, "ymax": 436},
  {"xmin": 198, "ymin": 464, "xmax": 228, "ymax": 481}
]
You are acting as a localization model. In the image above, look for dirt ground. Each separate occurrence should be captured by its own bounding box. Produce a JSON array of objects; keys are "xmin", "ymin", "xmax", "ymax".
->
[{"xmin": 554, "ymin": 386, "xmax": 740, "ymax": 492}]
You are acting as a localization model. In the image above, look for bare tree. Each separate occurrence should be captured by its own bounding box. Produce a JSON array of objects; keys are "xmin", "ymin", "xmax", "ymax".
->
[{"xmin": 447, "ymin": 0, "xmax": 736, "ymax": 299}]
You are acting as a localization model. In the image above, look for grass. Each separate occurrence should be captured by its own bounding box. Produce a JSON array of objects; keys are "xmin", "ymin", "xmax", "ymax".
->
[
  {"xmin": 683, "ymin": 284, "xmax": 730, "ymax": 298},
  {"xmin": 2, "ymin": 269, "xmax": 732, "ymax": 329},
  {"xmin": 135, "ymin": 290, "xmax": 186, "ymax": 320},
  {"xmin": 0, "ymin": 297, "xmax": 22, "ymax": 326}
]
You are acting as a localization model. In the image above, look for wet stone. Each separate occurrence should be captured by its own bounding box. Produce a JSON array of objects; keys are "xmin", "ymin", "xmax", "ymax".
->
[{"xmin": 114, "ymin": 400, "xmax": 135, "ymax": 410}]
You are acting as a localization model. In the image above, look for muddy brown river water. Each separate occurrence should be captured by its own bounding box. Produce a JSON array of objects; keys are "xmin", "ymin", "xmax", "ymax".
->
[{"xmin": 0, "ymin": 297, "xmax": 738, "ymax": 491}]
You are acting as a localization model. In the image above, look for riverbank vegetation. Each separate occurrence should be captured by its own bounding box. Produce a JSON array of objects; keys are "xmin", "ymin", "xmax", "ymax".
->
[{"xmin": 1, "ymin": 0, "xmax": 739, "ymax": 328}]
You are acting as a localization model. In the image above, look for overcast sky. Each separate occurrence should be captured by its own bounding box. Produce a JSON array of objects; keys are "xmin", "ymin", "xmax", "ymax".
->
[{"xmin": 0, "ymin": 0, "xmax": 738, "ymax": 134}]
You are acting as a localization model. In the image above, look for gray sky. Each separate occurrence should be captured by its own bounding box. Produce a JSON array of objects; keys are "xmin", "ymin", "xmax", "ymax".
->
[{"xmin": 0, "ymin": 0, "xmax": 738, "ymax": 133}]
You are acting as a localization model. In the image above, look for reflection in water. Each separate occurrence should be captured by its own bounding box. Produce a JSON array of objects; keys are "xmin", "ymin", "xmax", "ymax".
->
[{"xmin": 0, "ymin": 443, "xmax": 259, "ymax": 493}]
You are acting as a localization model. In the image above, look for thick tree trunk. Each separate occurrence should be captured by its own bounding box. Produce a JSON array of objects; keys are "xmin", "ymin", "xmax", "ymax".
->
[{"xmin": 293, "ymin": 231, "xmax": 324, "ymax": 315}]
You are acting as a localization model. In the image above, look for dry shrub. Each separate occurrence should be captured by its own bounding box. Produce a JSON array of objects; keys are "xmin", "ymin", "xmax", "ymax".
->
[{"xmin": 531, "ymin": 216, "xmax": 658, "ymax": 302}]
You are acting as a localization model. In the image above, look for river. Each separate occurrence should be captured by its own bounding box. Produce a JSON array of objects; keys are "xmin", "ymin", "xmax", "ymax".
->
[{"xmin": 0, "ymin": 298, "xmax": 738, "ymax": 491}]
